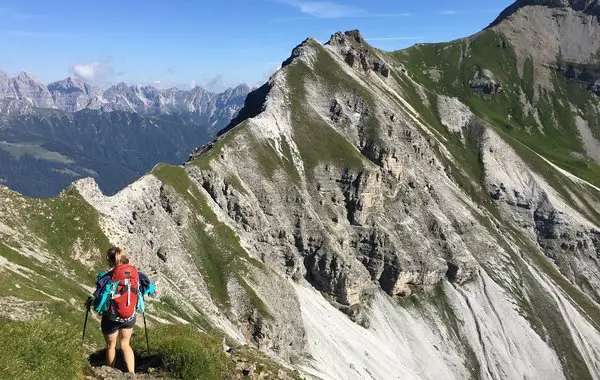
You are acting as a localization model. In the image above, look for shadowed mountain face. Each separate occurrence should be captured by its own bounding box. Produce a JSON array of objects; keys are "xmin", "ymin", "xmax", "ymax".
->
[
  {"xmin": 0, "ymin": 76, "xmax": 250, "ymax": 197},
  {"xmin": 2, "ymin": 2, "xmax": 600, "ymax": 380},
  {"xmin": 0, "ymin": 109, "xmax": 217, "ymax": 197}
]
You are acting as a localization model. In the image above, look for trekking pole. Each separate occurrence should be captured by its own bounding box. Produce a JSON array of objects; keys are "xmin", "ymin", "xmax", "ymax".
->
[
  {"xmin": 82, "ymin": 296, "xmax": 92, "ymax": 341},
  {"xmin": 143, "ymin": 311, "xmax": 150, "ymax": 351}
]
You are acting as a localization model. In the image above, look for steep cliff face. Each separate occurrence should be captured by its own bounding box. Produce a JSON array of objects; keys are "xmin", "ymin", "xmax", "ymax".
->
[{"xmin": 3, "ymin": 3, "xmax": 600, "ymax": 380}]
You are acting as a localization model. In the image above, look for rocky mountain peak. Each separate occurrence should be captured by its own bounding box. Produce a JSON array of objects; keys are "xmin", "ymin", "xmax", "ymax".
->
[
  {"xmin": 16, "ymin": 71, "xmax": 40, "ymax": 82},
  {"xmin": 63, "ymin": 76, "xmax": 85, "ymax": 86},
  {"xmin": 14, "ymin": 72, "xmax": 48, "ymax": 91},
  {"xmin": 4, "ymin": 71, "xmax": 55, "ymax": 108},
  {"xmin": 47, "ymin": 76, "xmax": 102, "ymax": 112},
  {"xmin": 487, "ymin": 0, "xmax": 600, "ymax": 93},
  {"xmin": 326, "ymin": 29, "xmax": 391, "ymax": 78},
  {"xmin": 327, "ymin": 29, "xmax": 365, "ymax": 46},
  {"xmin": 48, "ymin": 76, "xmax": 90, "ymax": 92},
  {"xmin": 220, "ymin": 84, "xmax": 252, "ymax": 100},
  {"xmin": 281, "ymin": 37, "xmax": 321, "ymax": 68},
  {"xmin": 491, "ymin": 0, "xmax": 600, "ymax": 26},
  {"xmin": 232, "ymin": 83, "xmax": 252, "ymax": 95},
  {"xmin": 112, "ymin": 81, "xmax": 129, "ymax": 90}
]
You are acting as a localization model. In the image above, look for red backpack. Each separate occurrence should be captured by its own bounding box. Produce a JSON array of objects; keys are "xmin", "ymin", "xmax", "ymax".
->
[{"xmin": 108, "ymin": 264, "xmax": 139, "ymax": 320}]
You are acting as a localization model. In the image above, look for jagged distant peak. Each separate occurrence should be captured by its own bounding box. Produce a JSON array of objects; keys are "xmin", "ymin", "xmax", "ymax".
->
[
  {"xmin": 15, "ymin": 71, "xmax": 43, "ymax": 83},
  {"xmin": 223, "ymin": 83, "xmax": 252, "ymax": 96},
  {"xmin": 491, "ymin": 0, "xmax": 600, "ymax": 26},
  {"xmin": 233, "ymin": 83, "xmax": 251, "ymax": 91},
  {"xmin": 112, "ymin": 81, "xmax": 130, "ymax": 90},
  {"xmin": 48, "ymin": 76, "xmax": 89, "ymax": 89}
]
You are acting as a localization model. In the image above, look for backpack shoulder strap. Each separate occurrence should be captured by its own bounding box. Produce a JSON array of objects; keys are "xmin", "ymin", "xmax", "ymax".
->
[
  {"xmin": 93, "ymin": 271, "xmax": 111, "ymax": 298},
  {"xmin": 93, "ymin": 271, "xmax": 116, "ymax": 315},
  {"xmin": 96, "ymin": 270, "xmax": 110, "ymax": 283}
]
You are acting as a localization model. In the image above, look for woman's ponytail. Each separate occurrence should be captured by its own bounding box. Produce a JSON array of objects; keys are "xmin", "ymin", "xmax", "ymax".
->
[{"xmin": 106, "ymin": 247, "xmax": 130, "ymax": 267}]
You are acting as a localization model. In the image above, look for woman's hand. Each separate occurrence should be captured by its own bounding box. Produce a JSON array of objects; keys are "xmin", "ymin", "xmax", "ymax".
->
[{"xmin": 84, "ymin": 297, "xmax": 93, "ymax": 310}]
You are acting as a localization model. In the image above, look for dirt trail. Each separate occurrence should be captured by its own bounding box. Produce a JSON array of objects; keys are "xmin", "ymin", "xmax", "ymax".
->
[{"xmin": 85, "ymin": 350, "xmax": 171, "ymax": 380}]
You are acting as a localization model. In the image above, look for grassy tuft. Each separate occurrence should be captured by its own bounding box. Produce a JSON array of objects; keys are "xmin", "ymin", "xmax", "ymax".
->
[
  {"xmin": 0, "ymin": 317, "xmax": 86, "ymax": 380},
  {"xmin": 134, "ymin": 324, "xmax": 228, "ymax": 380}
]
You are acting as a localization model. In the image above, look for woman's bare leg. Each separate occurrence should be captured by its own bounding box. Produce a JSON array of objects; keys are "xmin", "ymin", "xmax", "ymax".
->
[
  {"xmin": 104, "ymin": 331, "xmax": 119, "ymax": 367},
  {"xmin": 119, "ymin": 328, "xmax": 135, "ymax": 373}
]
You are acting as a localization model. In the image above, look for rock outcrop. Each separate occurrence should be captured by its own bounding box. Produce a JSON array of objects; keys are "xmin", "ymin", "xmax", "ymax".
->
[
  {"xmin": 328, "ymin": 30, "xmax": 391, "ymax": 78},
  {"xmin": 469, "ymin": 70, "xmax": 503, "ymax": 94}
]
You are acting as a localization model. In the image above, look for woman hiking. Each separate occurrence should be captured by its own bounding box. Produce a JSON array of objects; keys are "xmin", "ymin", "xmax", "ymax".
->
[{"xmin": 90, "ymin": 247, "xmax": 156, "ymax": 374}]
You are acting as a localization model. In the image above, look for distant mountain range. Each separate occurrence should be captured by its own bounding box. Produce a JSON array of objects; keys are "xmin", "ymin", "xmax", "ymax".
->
[
  {"xmin": 0, "ymin": 71, "xmax": 250, "ymax": 129},
  {"xmin": 0, "ymin": 71, "xmax": 251, "ymax": 197}
]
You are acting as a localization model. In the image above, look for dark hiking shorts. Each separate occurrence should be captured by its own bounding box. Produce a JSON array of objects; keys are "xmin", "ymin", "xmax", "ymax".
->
[{"xmin": 101, "ymin": 315, "xmax": 136, "ymax": 335}]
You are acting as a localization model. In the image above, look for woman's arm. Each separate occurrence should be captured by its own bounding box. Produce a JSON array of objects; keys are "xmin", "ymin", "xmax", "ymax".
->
[{"xmin": 138, "ymin": 272, "xmax": 156, "ymax": 296}]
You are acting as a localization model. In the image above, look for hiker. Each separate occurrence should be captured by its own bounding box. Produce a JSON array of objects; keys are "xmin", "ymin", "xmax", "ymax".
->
[{"xmin": 88, "ymin": 247, "xmax": 156, "ymax": 374}]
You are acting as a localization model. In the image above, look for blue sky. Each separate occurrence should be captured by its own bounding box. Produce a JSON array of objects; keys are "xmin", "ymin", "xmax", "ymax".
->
[{"xmin": 0, "ymin": 0, "xmax": 514, "ymax": 91}]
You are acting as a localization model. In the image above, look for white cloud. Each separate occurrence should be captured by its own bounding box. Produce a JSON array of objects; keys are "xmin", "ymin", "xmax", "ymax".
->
[
  {"xmin": 440, "ymin": 10, "xmax": 464, "ymax": 15},
  {"xmin": 277, "ymin": 0, "xmax": 364, "ymax": 18},
  {"xmin": 367, "ymin": 13, "xmax": 412, "ymax": 18},
  {"xmin": 71, "ymin": 61, "xmax": 114, "ymax": 82},
  {"xmin": 272, "ymin": 0, "xmax": 410, "ymax": 19}
]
